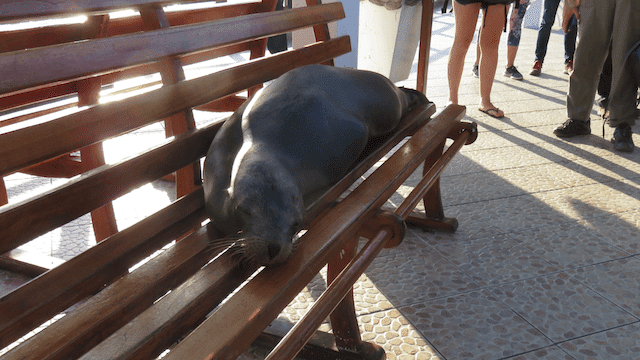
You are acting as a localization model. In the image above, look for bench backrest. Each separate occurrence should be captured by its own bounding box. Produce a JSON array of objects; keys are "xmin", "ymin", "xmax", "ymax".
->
[{"xmin": 0, "ymin": 1, "xmax": 351, "ymax": 357}]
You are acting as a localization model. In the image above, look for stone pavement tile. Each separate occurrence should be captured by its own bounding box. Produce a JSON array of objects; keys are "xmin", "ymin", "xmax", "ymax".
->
[
  {"xmin": 395, "ymin": 166, "xmax": 534, "ymax": 209},
  {"xmin": 577, "ymin": 209, "xmax": 640, "ymax": 255},
  {"xmin": 490, "ymin": 273, "xmax": 637, "ymax": 343},
  {"xmin": 0, "ymin": 269, "xmax": 31, "ymax": 298},
  {"xmin": 467, "ymin": 124, "xmax": 631, "ymax": 161},
  {"xmin": 468, "ymin": 111, "xmax": 563, "ymax": 133},
  {"xmin": 409, "ymin": 223, "xmax": 505, "ymax": 246},
  {"xmin": 376, "ymin": 228, "xmax": 432, "ymax": 258},
  {"xmin": 359, "ymin": 309, "xmax": 444, "ymax": 360},
  {"xmin": 443, "ymin": 194, "xmax": 570, "ymax": 235},
  {"xmin": 532, "ymin": 180, "xmax": 640, "ymax": 221},
  {"xmin": 463, "ymin": 124, "xmax": 564, "ymax": 150},
  {"xmin": 457, "ymin": 143, "xmax": 571, "ymax": 173},
  {"xmin": 492, "ymin": 78, "xmax": 568, "ymax": 102},
  {"xmin": 441, "ymin": 152, "xmax": 489, "ymax": 177},
  {"xmin": 567, "ymin": 257, "xmax": 640, "ymax": 318},
  {"xmin": 510, "ymin": 221, "xmax": 630, "ymax": 270},
  {"xmin": 433, "ymin": 235, "xmax": 559, "ymax": 287},
  {"xmin": 544, "ymin": 158, "xmax": 640, "ymax": 190},
  {"xmin": 508, "ymin": 345, "xmax": 576, "ymax": 360},
  {"xmin": 440, "ymin": 159, "xmax": 620, "ymax": 207},
  {"xmin": 440, "ymin": 171, "xmax": 529, "ymax": 206},
  {"xmin": 275, "ymin": 275, "xmax": 445, "ymax": 359},
  {"xmin": 3, "ymin": 174, "xmax": 68, "ymax": 205},
  {"xmin": 401, "ymin": 290, "xmax": 551, "ymax": 360},
  {"xmin": 277, "ymin": 265, "xmax": 396, "ymax": 319},
  {"xmin": 363, "ymin": 244, "xmax": 481, "ymax": 307},
  {"xmin": 51, "ymin": 220, "xmax": 96, "ymax": 260},
  {"xmin": 459, "ymin": 131, "xmax": 636, "ymax": 171},
  {"xmin": 559, "ymin": 323, "xmax": 640, "ymax": 360},
  {"xmin": 278, "ymin": 272, "xmax": 327, "ymax": 324},
  {"xmin": 353, "ymin": 273, "xmax": 396, "ymax": 316},
  {"xmin": 546, "ymin": 135, "xmax": 640, "ymax": 164}
]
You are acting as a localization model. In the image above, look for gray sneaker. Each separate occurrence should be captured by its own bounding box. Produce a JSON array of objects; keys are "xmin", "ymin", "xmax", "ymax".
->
[
  {"xmin": 503, "ymin": 65, "xmax": 523, "ymax": 80},
  {"xmin": 471, "ymin": 64, "xmax": 479, "ymax": 78}
]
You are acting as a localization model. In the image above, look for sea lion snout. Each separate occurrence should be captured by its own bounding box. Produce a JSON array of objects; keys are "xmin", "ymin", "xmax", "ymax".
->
[
  {"xmin": 222, "ymin": 163, "xmax": 304, "ymax": 266},
  {"xmin": 232, "ymin": 215, "xmax": 302, "ymax": 266}
]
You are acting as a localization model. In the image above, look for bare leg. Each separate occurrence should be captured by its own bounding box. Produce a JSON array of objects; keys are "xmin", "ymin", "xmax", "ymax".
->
[
  {"xmin": 447, "ymin": 1, "xmax": 481, "ymax": 105},
  {"xmin": 478, "ymin": 4, "xmax": 506, "ymax": 115},
  {"xmin": 506, "ymin": 45, "xmax": 517, "ymax": 68},
  {"xmin": 474, "ymin": 36, "xmax": 481, "ymax": 67}
]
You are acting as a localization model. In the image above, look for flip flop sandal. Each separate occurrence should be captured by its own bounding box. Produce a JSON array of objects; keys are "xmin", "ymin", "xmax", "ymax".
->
[{"xmin": 479, "ymin": 107, "xmax": 504, "ymax": 118}]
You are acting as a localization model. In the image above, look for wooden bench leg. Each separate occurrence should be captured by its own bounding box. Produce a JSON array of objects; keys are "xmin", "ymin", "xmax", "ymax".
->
[
  {"xmin": 405, "ymin": 140, "xmax": 459, "ymax": 233},
  {"xmin": 328, "ymin": 238, "xmax": 386, "ymax": 360},
  {"xmin": 0, "ymin": 177, "xmax": 7, "ymax": 206},
  {"xmin": 77, "ymin": 42, "xmax": 119, "ymax": 241},
  {"xmin": 141, "ymin": 6, "xmax": 201, "ymax": 200},
  {"xmin": 81, "ymin": 143, "xmax": 119, "ymax": 241}
]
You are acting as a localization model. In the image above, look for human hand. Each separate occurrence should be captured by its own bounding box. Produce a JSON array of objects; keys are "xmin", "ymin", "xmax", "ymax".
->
[{"xmin": 562, "ymin": 1, "xmax": 580, "ymax": 34}]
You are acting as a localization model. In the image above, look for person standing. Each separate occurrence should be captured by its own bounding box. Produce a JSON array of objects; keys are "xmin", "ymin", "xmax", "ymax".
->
[
  {"xmin": 529, "ymin": 0, "xmax": 578, "ymax": 76},
  {"xmin": 472, "ymin": 0, "xmax": 530, "ymax": 80},
  {"xmin": 448, "ymin": 0, "xmax": 515, "ymax": 119},
  {"xmin": 553, "ymin": 0, "xmax": 640, "ymax": 152}
]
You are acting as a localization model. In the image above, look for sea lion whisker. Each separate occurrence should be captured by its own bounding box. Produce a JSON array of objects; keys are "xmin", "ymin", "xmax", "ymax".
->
[{"xmin": 208, "ymin": 239, "xmax": 239, "ymax": 254}]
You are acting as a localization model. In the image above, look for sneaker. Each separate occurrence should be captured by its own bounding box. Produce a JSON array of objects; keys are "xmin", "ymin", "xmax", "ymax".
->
[
  {"xmin": 503, "ymin": 65, "xmax": 523, "ymax": 80},
  {"xmin": 553, "ymin": 119, "xmax": 591, "ymax": 138},
  {"xmin": 530, "ymin": 60, "xmax": 543, "ymax": 76},
  {"xmin": 564, "ymin": 60, "xmax": 574, "ymax": 75},
  {"xmin": 611, "ymin": 123, "xmax": 634, "ymax": 152},
  {"xmin": 471, "ymin": 64, "xmax": 479, "ymax": 78}
]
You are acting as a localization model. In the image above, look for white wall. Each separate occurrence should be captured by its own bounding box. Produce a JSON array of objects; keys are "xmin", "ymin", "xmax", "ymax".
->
[{"xmin": 291, "ymin": 0, "xmax": 359, "ymax": 68}]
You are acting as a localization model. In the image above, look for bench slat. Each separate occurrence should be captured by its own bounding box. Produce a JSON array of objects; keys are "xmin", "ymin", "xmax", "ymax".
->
[
  {"xmin": 78, "ymin": 246, "xmax": 259, "ymax": 360},
  {"xmin": 0, "ymin": 3, "xmax": 260, "ymax": 54},
  {"xmin": 0, "ymin": 36, "xmax": 350, "ymax": 177},
  {"xmin": 0, "ymin": 3, "xmax": 345, "ymax": 96},
  {"xmin": 0, "ymin": 42, "xmax": 253, "ymax": 113},
  {"xmin": 0, "ymin": 0, "xmax": 233, "ymax": 21},
  {"xmin": 0, "ymin": 121, "xmax": 219, "ymax": 255},
  {"xmin": 0, "ymin": 189, "xmax": 206, "ymax": 350},
  {"xmin": 2, "ymin": 224, "xmax": 214, "ymax": 360},
  {"xmin": 162, "ymin": 104, "xmax": 458, "ymax": 360}
]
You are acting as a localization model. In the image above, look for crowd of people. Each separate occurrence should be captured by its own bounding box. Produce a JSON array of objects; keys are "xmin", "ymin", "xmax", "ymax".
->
[{"xmin": 446, "ymin": 0, "xmax": 639, "ymax": 152}]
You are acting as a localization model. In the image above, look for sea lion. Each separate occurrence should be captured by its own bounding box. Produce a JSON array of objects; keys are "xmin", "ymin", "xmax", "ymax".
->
[{"xmin": 203, "ymin": 64, "xmax": 428, "ymax": 266}]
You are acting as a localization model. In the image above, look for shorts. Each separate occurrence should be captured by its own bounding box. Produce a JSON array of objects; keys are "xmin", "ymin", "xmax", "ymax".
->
[{"xmin": 455, "ymin": 0, "xmax": 514, "ymax": 8}]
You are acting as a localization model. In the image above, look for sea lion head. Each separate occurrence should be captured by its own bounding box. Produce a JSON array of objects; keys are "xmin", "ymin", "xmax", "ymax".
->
[{"xmin": 215, "ymin": 155, "xmax": 304, "ymax": 267}]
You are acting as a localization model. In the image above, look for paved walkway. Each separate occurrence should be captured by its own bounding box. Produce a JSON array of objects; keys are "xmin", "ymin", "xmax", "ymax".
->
[{"xmin": 2, "ymin": 4, "xmax": 640, "ymax": 360}]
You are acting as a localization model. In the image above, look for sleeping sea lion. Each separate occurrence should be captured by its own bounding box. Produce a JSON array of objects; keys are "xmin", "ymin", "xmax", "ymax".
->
[{"xmin": 203, "ymin": 64, "xmax": 428, "ymax": 266}]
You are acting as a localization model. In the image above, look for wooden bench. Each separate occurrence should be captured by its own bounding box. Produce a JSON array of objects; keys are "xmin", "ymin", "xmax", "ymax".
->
[{"xmin": 0, "ymin": 1, "xmax": 476, "ymax": 359}]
